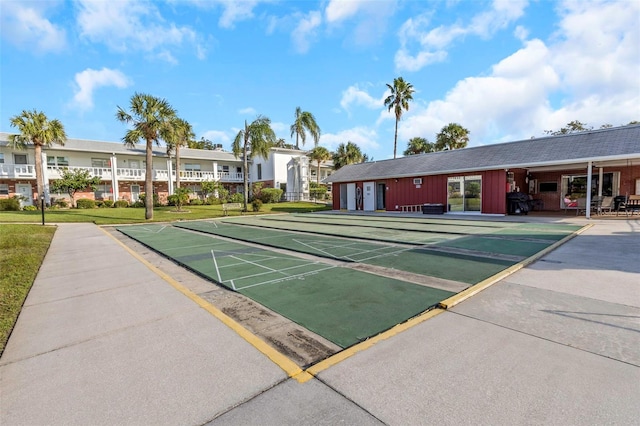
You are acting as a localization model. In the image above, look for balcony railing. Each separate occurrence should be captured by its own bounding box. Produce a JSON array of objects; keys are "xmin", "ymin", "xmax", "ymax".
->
[
  {"xmin": 0, "ymin": 164, "xmax": 36, "ymax": 178},
  {"xmin": 3, "ymin": 164, "xmax": 245, "ymax": 183}
]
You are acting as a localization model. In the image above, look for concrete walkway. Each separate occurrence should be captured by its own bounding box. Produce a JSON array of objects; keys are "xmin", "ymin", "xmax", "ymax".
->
[{"xmin": 2, "ymin": 219, "xmax": 639, "ymax": 425}]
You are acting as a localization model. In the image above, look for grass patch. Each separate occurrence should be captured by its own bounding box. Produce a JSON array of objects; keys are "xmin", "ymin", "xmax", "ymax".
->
[
  {"xmin": 0, "ymin": 202, "xmax": 331, "ymax": 225},
  {"xmin": 0, "ymin": 224, "xmax": 55, "ymax": 355}
]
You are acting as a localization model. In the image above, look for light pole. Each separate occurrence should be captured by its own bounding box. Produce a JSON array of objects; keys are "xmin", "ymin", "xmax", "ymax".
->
[{"xmin": 40, "ymin": 194, "xmax": 45, "ymax": 226}]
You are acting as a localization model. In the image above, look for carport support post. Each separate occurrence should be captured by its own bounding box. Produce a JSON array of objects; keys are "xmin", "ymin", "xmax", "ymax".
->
[{"xmin": 586, "ymin": 161, "xmax": 592, "ymax": 219}]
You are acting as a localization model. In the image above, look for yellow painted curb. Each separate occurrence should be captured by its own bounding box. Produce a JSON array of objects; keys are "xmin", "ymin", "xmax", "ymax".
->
[
  {"xmin": 437, "ymin": 223, "xmax": 593, "ymax": 310},
  {"xmin": 100, "ymin": 226, "xmax": 307, "ymax": 382},
  {"xmin": 304, "ymin": 308, "xmax": 444, "ymax": 380}
]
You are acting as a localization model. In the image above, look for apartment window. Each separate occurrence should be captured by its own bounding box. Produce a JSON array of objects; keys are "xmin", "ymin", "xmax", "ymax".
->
[
  {"xmin": 236, "ymin": 166, "xmax": 242, "ymax": 173},
  {"xmin": 185, "ymin": 163, "xmax": 201, "ymax": 171},
  {"xmin": 0, "ymin": 184, "xmax": 9, "ymax": 195},
  {"xmin": 257, "ymin": 164, "xmax": 262, "ymax": 180},
  {"xmin": 218, "ymin": 165, "xmax": 230, "ymax": 173},
  {"xmin": 94, "ymin": 184, "xmax": 112, "ymax": 199},
  {"xmin": 92, "ymin": 158, "xmax": 109, "ymax": 167},
  {"xmin": 14, "ymin": 154, "xmax": 28, "ymax": 164},
  {"xmin": 47, "ymin": 156, "xmax": 69, "ymax": 167},
  {"xmin": 0, "ymin": 153, "xmax": 4, "ymax": 163}
]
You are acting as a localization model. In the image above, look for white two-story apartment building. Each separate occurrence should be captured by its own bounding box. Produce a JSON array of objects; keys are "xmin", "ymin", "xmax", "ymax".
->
[{"xmin": 0, "ymin": 133, "xmax": 333, "ymax": 206}]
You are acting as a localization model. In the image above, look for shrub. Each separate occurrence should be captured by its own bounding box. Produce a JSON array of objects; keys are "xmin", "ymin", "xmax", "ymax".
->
[
  {"xmin": 251, "ymin": 199, "xmax": 263, "ymax": 212},
  {"xmin": 76, "ymin": 199, "xmax": 96, "ymax": 209},
  {"xmin": 189, "ymin": 198, "xmax": 203, "ymax": 205},
  {"xmin": 138, "ymin": 193, "xmax": 161, "ymax": 207},
  {"xmin": 114, "ymin": 200, "xmax": 129, "ymax": 208},
  {"xmin": 132, "ymin": 200, "xmax": 144, "ymax": 208},
  {"xmin": 167, "ymin": 194, "xmax": 178, "ymax": 206},
  {"xmin": 102, "ymin": 200, "xmax": 114, "ymax": 208},
  {"xmin": 205, "ymin": 195, "xmax": 222, "ymax": 205},
  {"xmin": 0, "ymin": 197, "xmax": 22, "ymax": 211},
  {"xmin": 230, "ymin": 192, "xmax": 244, "ymax": 203},
  {"xmin": 95, "ymin": 200, "xmax": 104, "ymax": 208},
  {"xmin": 54, "ymin": 199, "xmax": 69, "ymax": 208},
  {"xmin": 309, "ymin": 186, "xmax": 327, "ymax": 201},
  {"xmin": 260, "ymin": 188, "xmax": 283, "ymax": 203},
  {"xmin": 23, "ymin": 205, "xmax": 38, "ymax": 211}
]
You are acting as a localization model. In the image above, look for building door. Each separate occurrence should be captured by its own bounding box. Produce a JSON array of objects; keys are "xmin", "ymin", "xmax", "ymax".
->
[
  {"xmin": 363, "ymin": 181, "xmax": 375, "ymax": 211},
  {"xmin": 346, "ymin": 183, "xmax": 356, "ymax": 210},
  {"xmin": 340, "ymin": 184, "xmax": 347, "ymax": 209},
  {"xmin": 131, "ymin": 184, "xmax": 140, "ymax": 202},
  {"xmin": 376, "ymin": 183, "xmax": 386, "ymax": 210},
  {"xmin": 15, "ymin": 184, "xmax": 33, "ymax": 206},
  {"xmin": 448, "ymin": 176, "xmax": 482, "ymax": 213}
]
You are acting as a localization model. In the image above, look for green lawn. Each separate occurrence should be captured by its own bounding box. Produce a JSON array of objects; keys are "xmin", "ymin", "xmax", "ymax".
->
[
  {"xmin": 0, "ymin": 224, "xmax": 56, "ymax": 356},
  {"xmin": 0, "ymin": 202, "xmax": 331, "ymax": 225}
]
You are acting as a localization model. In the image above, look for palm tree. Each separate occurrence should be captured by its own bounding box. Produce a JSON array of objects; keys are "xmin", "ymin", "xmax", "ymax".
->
[
  {"xmin": 403, "ymin": 137, "xmax": 435, "ymax": 156},
  {"xmin": 116, "ymin": 92, "xmax": 176, "ymax": 220},
  {"xmin": 435, "ymin": 123, "xmax": 470, "ymax": 151},
  {"xmin": 9, "ymin": 110, "xmax": 67, "ymax": 207},
  {"xmin": 332, "ymin": 141, "xmax": 365, "ymax": 170},
  {"xmin": 307, "ymin": 146, "xmax": 331, "ymax": 185},
  {"xmin": 384, "ymin": 77, "xmax": 414, "ymax": 159},
  {"xmin": 232, "ymin": 116, "xmax": 276, "ymax": 211},
  {"xmin": 165, "ymin": 117, "xmax": 194, "ymax": 190},
  {"xmin": 290, "ymin": 106, "xmax": 321, "ymax": 150}
]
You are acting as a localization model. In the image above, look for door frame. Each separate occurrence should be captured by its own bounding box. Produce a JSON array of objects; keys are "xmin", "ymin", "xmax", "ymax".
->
[{"xmin": 15, "ymin": 183, "xmax": 33, "ymax": 206}]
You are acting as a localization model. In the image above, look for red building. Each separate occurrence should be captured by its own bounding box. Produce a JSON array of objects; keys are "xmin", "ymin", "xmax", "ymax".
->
[{"xmin": 326, "ymin": 125, "xmax": 640, "ymax": 217}]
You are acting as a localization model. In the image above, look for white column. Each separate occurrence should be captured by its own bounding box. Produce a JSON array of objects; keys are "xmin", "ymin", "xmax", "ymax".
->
[
  {"xmin": 586, "ymin": 161, "xmax": 592, "ymax": 219},
  {"xmin": 111, "ymin": 155, "xmax": 119, "ymax": 200},
  {"xmin": 41, "ymin": 151, "xmax": 51, "ymax": 204},
  {"xmin": 598, "ymin": 167, "xmax": 604, "ymax": 197},
  {"xmin": 167, "ymin": 158, "xmax": 174, "ymax": 195}
]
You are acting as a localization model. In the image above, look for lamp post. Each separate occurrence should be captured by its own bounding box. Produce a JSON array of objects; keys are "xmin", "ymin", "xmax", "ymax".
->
[{"xmin": 40, "ymin": 194, "xmax": 45, "ymax": 226}]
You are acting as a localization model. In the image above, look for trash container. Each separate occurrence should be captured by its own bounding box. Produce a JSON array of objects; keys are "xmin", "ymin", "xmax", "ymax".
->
[{"xmin": 422, "ymin": 203, "xmax": 444, "ymax": 214}]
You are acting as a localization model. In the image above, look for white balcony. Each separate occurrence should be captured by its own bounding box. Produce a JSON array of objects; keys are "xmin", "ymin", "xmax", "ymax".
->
[
  {"xmin": 48, "ymin": 165, "xmax": 113, "ymax": 180},
  {"xmin": 0, "ymin": 164, "xmax": 36, "ymax": 178}
]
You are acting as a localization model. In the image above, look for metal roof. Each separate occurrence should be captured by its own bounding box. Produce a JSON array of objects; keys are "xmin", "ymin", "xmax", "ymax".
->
[
  {"xmin": 325, "ymin": 125, "xmax": 640, "ymax": 183},
  {"xmin": 0, "ymin": 132, "xmax": 243, "ymax": 163}
]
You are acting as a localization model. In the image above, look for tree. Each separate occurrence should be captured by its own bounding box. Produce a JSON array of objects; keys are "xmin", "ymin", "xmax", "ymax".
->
[
  {"xmin": 332, "ymin": 141, "xmax": 366, "ymax": 170},
  {"xmin": 50, "ymin": 168, "xmax": 101, "ymax": 208},
  {"xmin": 232, "ymin": 116, "xmax": 276, "ymax": 211},
  {"xmin": 384, "ymin": 77, "xmax": 414, "ymax": 159},
  {"xmin": 307, "ymin": 146, "xmax": 331, "ymax": 185},
  {"xmin": 544, "ymin": 120, "xmax": 592, "ymax": 135},
  {"xmin": 290, "ymin": 106, "xmax": 321, "ymax": 149},
  {"xmin": 188, "ymin": 137, "xmax": 216, "ymax": 150},
  {"xmin": 435, "ymin": 123, "xmax": 470, "ymax": 151},
  {"xmin": 8, "ymin": 110, "xmax": 67, "ymax": 207},
  {"xmin": 403, "ymin": 137, "xmax": 435, "ymax": 156},
  {"xmin": 116, "ymin": 92, "xmax": 176, "ymax": 220},
  {"xmin": 165, "ymin": 117, "xmax": 195, "ymax": 190}
]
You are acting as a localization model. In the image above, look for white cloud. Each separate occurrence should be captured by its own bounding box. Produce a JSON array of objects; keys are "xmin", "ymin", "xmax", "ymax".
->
[
  {"xmin": 324, "ymin": 0, "xmax": 397, "ymax": 47},
  {"xmin": 340, "ymin": 84, "xmax": 385, "ymax": 113},
  {"xmin": 395, "ymin": 0, "xmax": 528, "ymax": 71},
  {"xmin": 238, "ymin": 107, "xmax": 257, "ymax": 115},
  {"xmin": 291, "ymin": 11, "xmax": 322, "ymax": 54},
  {"xmin": 183, "ymin": 0, "xmax": 268, "ymax": 28},
  {"xmin": 0, "ymin": 1, "xmax": 66, "ymax": 53},
  {"xmin": 201, "ymin": 130, "xmax": 231, "ymax": 147},
  {"xmin": 71, "ymin": 68, "xmax": 132, "ymax": 111},
  {"xmin": 319, "ymin": 127, "xmax": 380, "ymax": 152},
  {"xmin": 75, "ymin": 0, "xmax": 198, "ymax": 62}
]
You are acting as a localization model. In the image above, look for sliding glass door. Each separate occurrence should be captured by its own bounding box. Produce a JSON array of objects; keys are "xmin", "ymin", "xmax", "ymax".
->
[{"xmin": 448, "ymin": 175, "xmax": 482, "ymax": 212}]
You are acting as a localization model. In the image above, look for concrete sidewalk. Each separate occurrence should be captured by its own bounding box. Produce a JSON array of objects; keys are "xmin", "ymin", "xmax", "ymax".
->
[{"xmin": 2, "ymin": 219, "xmax": 639, "ymax": 425}]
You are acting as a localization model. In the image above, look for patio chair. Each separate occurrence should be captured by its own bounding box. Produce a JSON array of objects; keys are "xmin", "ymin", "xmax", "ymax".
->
[
  {"xmin": 598, "ymin": 196, "xmax": 614, "ymax": 215},
  {"xmin": 575, "ymin": 198, "xmax": 587, "ymax": 216},
  {"xmin": 616, "ymin": 196, "xmax": 628, "ymax": 216}
]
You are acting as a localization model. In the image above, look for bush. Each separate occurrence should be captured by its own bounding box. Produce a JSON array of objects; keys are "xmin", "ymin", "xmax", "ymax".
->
[
  {"xmin": 167, "ymin": 194, "xmax": 178, "ymax": 206},
  {"xmin": 114, "ymin": 200, "xmax": 129, "ymax": 208},
  {"xmin": 95, "ymin": 200, "xmax": 103, "ymax": 208},
  {"xmin": 76, "ymin": 199, "xmax": 96, "ymax": 209},
  {"xmin": 54, "ymin": 199, "xmax": 69, "ymax": 208},
  {"xmin": 206, "ymin": 195, "xmax": 222, "ymax": 205},
  {"xmin": 132, "ymin": 200, "xmax": 144, "ymax": 208},
  {"xmin": 189, "ymin": 198, "xmax": 203, "ymax": 205},
  {"xmin": 230, "ymin": 192, "xmax": 244, "ymax": 203},
  {"xmin": 139, "ymin": 193, "xmax": 161, "ymax": 207},
  {"xmin": 309, "ymin": 186, "xmax": 328, "ymax": 200},
  {"xmin": 102, "ymin": 200, "xmax": 114, "ymax": 208},
  {"xmin": 23, "ymin": 205, "xmax": 38, "ymax": 211},
  {"xmin": 0, "ymin": 197, "xmax": 22, "ymax": 211},
  {"xmin": 251, "ymin": 199, "xmax": 263, "ymax": 212},
  {"xmin": 260, "ymin": 188, "xmax": 283, "ymax": 203}
]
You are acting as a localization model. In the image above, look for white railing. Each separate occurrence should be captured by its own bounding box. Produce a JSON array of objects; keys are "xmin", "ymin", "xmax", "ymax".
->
[
  {"xmin": 217, "ymin": 171, "xmax": 244, "ymax": 182},
  {"xmin": 47, "ymin": 165, "xmax": 113, "ymax": 179},
  {"xmin": 0, "ymin": 164, "xmax": 36, "ymax": 178},
  {"xmin": 117, "ymin": 168, "xmax": 144, "ymax": 179}
]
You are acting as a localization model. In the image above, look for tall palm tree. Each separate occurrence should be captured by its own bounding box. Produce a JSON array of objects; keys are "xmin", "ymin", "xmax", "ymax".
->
[
  {"xmin": 290, "ymin": 106, "xmax": 321, "ymax": 150},
  {"xmin": 165, "ymin": 117, "xmax": 194, "ymax": 190},
  {"xmin": 9, "ymin": 110, "xmax": 67, "ymax": 207},
  {"xmin": 116, "ymin": 92, "xmax": 176, "ymax": 220},
  {"xmin": 403, "ymin": 137, "xmax": 435, "ymax": 156},
  {"xmin": 232, "ymin": 116, "xmax": 276, "ymax": 211},
  {"xmin": 332, "ymin": 141, "xmax": 365, "ymax": 170},
  {"xmin": 435, "ymin": 123, "xmax": 470, "ymax": 151},
  {"xmin": 384, "ymin": 77, "xmax": 415, "ymax": 159},
  {"xmin": 307, "ymin": 146, "xmax": 331, "ymax": 185}
]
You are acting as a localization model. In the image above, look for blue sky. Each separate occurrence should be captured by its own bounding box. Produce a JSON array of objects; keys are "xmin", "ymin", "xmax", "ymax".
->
[{"xmin": 1, "ymin": 0, "xmax": 639, "ymax": 160}]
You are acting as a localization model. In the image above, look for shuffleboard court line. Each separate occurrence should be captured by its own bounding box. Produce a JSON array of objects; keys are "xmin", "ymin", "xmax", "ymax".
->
[
  {"xmin": 223, "ymin": 261, "xmax": 324, "ymax": 284},
  {"xmin": 211, "ymin": 250, "xmax": 222, "ymax": 283},
  {"xmin": 292, "ymin": 238, "xmax": 341, "ymax": 259},
  {"xmin": 228, "ymin": 254, "xmax": 279, "ymax": 273},
  {"xmin": 235, "ymin": 265, "xmax": 338, "ymax": 291}
]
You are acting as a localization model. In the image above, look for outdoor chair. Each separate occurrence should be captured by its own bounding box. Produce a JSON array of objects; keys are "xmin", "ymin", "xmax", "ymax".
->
[
  {"xmin": 598, "ymin": 196, "xmax": 614, "ymax": 214},
  {"xmin": 576, "ymin": 198, "xmax": 588, "ymax": 216}
]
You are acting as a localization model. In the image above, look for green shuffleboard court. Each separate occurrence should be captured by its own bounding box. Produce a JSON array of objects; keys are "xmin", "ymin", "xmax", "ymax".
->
[{"xmin": 117, "ymin": 224, "xmax": 454, "ymax": 348}]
